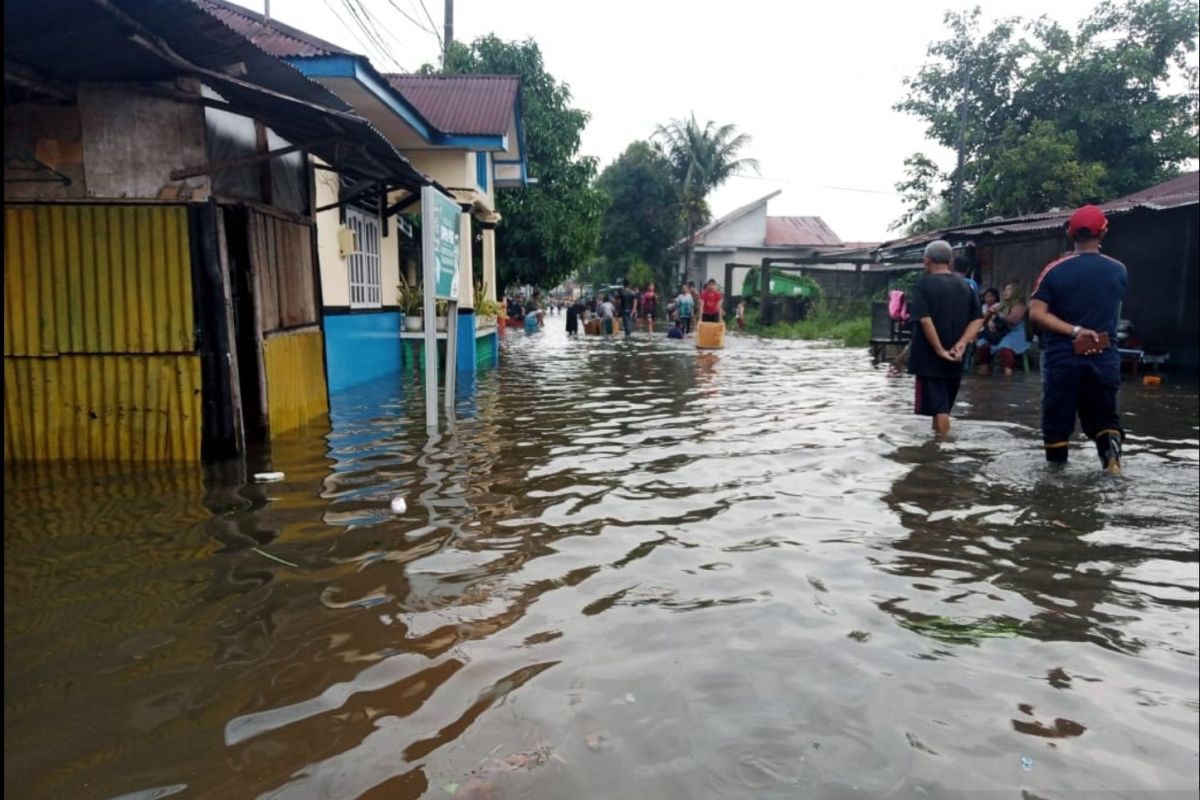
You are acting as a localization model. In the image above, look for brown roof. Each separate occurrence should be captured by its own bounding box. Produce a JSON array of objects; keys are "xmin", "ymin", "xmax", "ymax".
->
[
  {"xmin": 1109, "ymin": 170, "xmax": 1198, "ymax": 209},
  {"xmin": 765, "ymin": 216, "xmax": 842, "ymax": 247},
  {"xmin": 879, "ymin": 171, "xmax": 1200, "ymax": 253},
  {"xmin": 196, "ymin": 0, "xmax": 354, "ymax": 58},
  {"xmin": 385, "ymin": 75, "xmax": 519, "ymax": 136}
]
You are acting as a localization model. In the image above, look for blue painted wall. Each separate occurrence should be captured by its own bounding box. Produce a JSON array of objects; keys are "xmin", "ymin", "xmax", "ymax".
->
[
  {"xmin": 456, "ymin": 311, "xmax": 477, "ymax": 372},
  {"xmin": 323, "ymin": 311, "xmax": 402, "ymax": 394}
]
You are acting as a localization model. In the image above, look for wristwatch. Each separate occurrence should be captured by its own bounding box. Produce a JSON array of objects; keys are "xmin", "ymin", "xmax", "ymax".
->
[{"xmin": 1070, "ymin": 325, "xmax": 1081, "ymax": 339}]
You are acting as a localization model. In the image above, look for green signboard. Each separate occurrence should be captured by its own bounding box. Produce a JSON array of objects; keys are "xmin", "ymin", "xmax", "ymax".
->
[{"xmin": 422, "ymin": 186, "xmax": 460, "ymax": 300}]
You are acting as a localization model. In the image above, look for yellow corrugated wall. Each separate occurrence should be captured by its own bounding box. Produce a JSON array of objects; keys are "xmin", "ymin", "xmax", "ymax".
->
[
  {"xmin": 262, "ymin": 328, "xmax": 329, "ymax": 437},
  {"xmin": 3, "ymin": 204, "xmax": 201, "ymax": 463}
]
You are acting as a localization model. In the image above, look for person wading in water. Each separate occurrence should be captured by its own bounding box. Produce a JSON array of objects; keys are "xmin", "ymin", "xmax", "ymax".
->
[
  {"xmin": 1029, "ymin": 205, "xmax": 1128, "ymax": 474},
  {"xmin": 908, "ymin": 240, "xmax": 983, "ymax": 438}
]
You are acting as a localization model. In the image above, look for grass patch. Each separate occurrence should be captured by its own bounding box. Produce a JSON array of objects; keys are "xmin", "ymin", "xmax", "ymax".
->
[{"xmin": 745, "ymin": 300, "xmax": 872, "ymax": 348}]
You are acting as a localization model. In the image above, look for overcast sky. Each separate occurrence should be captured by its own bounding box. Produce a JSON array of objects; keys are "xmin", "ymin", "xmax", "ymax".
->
[{"xmin": 260, "ymin": 0, "xmax": 1185, "ymax": 243}]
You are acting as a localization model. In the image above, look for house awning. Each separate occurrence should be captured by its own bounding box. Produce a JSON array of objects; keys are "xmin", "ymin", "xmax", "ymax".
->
[{"xmin": 3, "ymin": 0, "xmax": 434, "ymax": 190}]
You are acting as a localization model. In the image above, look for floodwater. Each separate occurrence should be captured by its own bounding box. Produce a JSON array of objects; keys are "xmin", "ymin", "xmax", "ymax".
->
[{"xmin": 5, "ymin": 321, "xmax": 1199, "ymax": 800}]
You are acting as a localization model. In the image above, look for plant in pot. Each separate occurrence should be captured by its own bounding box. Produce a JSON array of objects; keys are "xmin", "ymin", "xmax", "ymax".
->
[
  {"xmin": 473, "ymin": 282, "xmax": 501, "ymax": 328},
  {"xmin": 398, "ymin": 277, "xmax": 423, "ymax": 331},
  {"xmin": 435, "ymin": 300, "xmax": 450, "ymax": 332}
]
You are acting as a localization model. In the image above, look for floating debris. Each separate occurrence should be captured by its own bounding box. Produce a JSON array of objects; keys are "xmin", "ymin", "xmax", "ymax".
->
[{"xmin": 390, "ymin": 496, "xmax": 407, "ymax": 514}]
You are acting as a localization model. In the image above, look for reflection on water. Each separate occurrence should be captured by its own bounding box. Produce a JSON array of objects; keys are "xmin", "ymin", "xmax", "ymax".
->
[{"xmin": 5, "ymin": 325, "xmax": 1198, "ymax": 800}]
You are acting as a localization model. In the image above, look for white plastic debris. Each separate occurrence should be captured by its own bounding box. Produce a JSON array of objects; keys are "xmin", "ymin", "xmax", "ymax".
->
[
  {"xmin": 390, "ymin": 496, "xmax": 407, "ymax": 514},
  {"xmin": 253, "ymin": 472, "xmax": 285, "ymax": 483}
]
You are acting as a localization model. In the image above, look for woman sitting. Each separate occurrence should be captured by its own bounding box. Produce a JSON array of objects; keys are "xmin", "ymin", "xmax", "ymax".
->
[{"xmin": 975, "ymin": 282, "xmax": 1030, "ymax": 376}]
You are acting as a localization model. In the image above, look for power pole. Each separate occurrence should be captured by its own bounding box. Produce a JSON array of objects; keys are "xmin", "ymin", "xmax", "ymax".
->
[
  {"xmin": 952, "ymin": 68, "xmax": 969, "ymax": 227},
  {"xmin": 443, "ymin": 0, "xmax": 454, "ymax": 65},
  {"xmin": 263, "ymin": 0, "xmax": 270, "ymax": 22}
]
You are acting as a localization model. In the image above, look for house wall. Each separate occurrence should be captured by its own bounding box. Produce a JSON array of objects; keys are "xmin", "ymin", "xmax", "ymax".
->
[
  {"xmin": 3, "ymin": 102, "xmax": 88, "ymax": 200},
  {"xmin": 1105, "ymin": 207, "xmax": 1198, "ymax": 369},
  {"xmin": 406, "ymin": 150, "xmax": 471, "ymax": 191},
  {"xmin": 313, "ymin": 161, "xmax": 406, "ymax": 394},
  {"xmin": 76, "ymin": 84, "xmax": 211, "ymax": 200},
  {"xmin": 3, "ymin": 204, "xmax": 202, "ymax": 462}
]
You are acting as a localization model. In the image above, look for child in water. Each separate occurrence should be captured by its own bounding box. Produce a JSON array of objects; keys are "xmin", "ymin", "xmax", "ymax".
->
[{"xmin": 667, "ymin": 320, "xmax": 684, "ymax": 339}]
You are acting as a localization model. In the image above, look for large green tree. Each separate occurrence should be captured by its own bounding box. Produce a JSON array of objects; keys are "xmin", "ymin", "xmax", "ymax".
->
[
  {"xmin": 893, "ymin": 0, "xmax": 1198, "ymax": 231},
  {"xmin": 594, "ymin": 140, "xmax": 682, "ymax": 290},
  {"xmin": 427, "ymin": 36, "xmax": 606, "ymax": 288},
  {"xmin": 653, "ymin": 115, "xmax": 759, "ymax": 277}
]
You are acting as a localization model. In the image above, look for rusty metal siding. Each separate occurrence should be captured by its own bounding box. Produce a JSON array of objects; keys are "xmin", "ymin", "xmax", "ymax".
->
[
  {"xmin": 3, "ymin": 354, "xmax": 202, "ymax": 462},
  {"xmin": 4, "ymin": 205, "xmax": 194, "ymax": 356},
  {"xmin": 4, "ymin": 204, "xmax": 201, "ymax": 463},
  {"xmin": 262, "ymin": 327, "xmax": 328, "ymax": 437}
]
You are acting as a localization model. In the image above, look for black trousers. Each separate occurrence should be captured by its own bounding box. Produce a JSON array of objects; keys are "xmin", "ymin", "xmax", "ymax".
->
[{"xmin": 1042, "ymin": 352, "xmax": 1122, "ymax": 449}]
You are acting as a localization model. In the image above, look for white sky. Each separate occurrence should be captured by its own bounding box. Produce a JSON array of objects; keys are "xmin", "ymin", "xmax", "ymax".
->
[{"xmin": 260, "ymin": 0, "xmax": 1189, "ymax": 242}]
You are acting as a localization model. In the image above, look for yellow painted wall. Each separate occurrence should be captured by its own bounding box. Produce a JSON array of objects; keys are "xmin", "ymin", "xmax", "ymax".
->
[
  {"xmin": 3, "ymin": 204, "xmax": 201, "ymax": 463},
  {"xmin": 263, "ymin": 328, "xmax": 329, "ymax": 437},
  {"xmin": 406, "ymin": 150, "xmax": 471, "ymax": 190},
  {"xmin": 4, "ymin": 354, "xmax": 201, "ymax": 462},
  {"xmin": 312, "ymin": 159, "xmax": 402, "ymax": 309}
]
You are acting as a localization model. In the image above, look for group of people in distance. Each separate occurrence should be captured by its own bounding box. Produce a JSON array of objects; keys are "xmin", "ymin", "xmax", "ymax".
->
[
  {"xmin": 904, "ymin": 204, "xmax": 1127, "ymax": 474},
  {"xmin": 565, "ymin": 278, "xmax": 729, "ymax": 339}
]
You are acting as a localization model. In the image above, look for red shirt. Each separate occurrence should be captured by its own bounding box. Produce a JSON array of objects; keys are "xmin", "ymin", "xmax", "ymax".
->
[{"xmin": 700, "ymin": 288, "xmax": 722, "ymax": 315}]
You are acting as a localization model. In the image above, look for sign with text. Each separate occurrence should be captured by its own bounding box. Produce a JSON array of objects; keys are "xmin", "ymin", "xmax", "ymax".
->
[{"xmin": 422, "ymin": 186, "xmax": 460, "ymax": 300}]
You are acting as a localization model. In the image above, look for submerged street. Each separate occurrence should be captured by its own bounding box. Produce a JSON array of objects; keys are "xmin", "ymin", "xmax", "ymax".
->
[{"xmin": 5, "ymin": 326, "xmax": 1199, "ymax": 800}]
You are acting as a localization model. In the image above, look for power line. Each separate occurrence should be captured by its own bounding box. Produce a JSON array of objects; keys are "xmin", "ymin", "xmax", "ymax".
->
[{"xmin": 726, "ymin": 172, "xmax": 897, "ymax": 197}]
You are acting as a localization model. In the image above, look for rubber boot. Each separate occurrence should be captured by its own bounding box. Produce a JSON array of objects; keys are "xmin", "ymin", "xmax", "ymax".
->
[
  {"xmin": 1095, "ymin": 431, "xmax": 1122, "ymax": 475},
  {"xmin": 1044, "ymin": 444, "xmax": 1068, "ymax": 464}
]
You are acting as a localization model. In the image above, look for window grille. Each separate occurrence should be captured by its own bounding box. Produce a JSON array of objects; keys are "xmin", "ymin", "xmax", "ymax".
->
[{"xmin": 346, "ymin": 207, "xmax": 381, "ymax": 308}]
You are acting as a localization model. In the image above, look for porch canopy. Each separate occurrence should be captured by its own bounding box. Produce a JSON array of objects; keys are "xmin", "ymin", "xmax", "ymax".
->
[{"xmin": 3, "ymin": 0, "xmax": 435, "ymax": 192}]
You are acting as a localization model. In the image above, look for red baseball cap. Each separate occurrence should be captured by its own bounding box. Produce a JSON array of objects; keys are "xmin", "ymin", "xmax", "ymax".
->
[{"xmin": 1067, "ymin": 205, "xmax": 1108, "ymax": 238}]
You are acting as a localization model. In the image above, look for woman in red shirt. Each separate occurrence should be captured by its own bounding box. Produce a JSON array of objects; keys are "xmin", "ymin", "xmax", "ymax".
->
[{"xmin": 700, "ymin": 279, "xmax": 723, "ymax": 323}]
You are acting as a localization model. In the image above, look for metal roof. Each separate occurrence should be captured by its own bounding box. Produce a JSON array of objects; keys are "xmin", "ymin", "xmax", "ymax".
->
[
  {"xmin": 196, "ymin": 0, "xmax": 355, "ymax": 59},
  {"xmin": 3, "ymin": 0, "xmax": 429, "ymax": 189},
  {"xmin": 877, "ymin": 171, "xmax": 1200, "ymax": 255},
  {"xmin": 765, "ymin": 216, "xmax": 843, "ymax": 247},
  {"xmin": 385, "ymin": 75, "xmax": 520, "ymax": 136}
]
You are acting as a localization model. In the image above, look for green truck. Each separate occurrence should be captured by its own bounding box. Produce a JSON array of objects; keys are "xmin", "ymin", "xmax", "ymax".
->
[{"xmin": 741, "ymin": 268, "xmax": 823, "ymax": 299}]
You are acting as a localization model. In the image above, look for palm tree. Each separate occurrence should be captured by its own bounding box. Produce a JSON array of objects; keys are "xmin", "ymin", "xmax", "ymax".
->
[{"xmin": 653, "ymin": 114, "xmax": 760, "ymax": 282}]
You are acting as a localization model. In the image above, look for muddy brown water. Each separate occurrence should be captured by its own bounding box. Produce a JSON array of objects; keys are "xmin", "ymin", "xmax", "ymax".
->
[{"xmin": 5, "ymin": 323, "xmax": 1198, "ymax": 800}]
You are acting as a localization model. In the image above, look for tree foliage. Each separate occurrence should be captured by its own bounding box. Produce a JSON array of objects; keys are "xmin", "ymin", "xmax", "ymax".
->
[
  {"xmin": 594, "ymin": 141, "xmax": 682, "ymax": 290},
  {"xmin": 428, "ymin": 37, "xmax": 606, "ymax": 288},
  {"xmin": 653, "ymin": 114, "xmax": 760, "ymax": 240},
  {"xmin": 893, "ymin": 0, "xmax": 1198, "ymax": 231}
]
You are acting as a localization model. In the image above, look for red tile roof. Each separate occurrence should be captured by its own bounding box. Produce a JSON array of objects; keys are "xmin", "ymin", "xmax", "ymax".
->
[
  {"xmin": 765, "ymin": 216, "xmax": 842, "ymax": 247},
  {"xmin": 197, "ymin": 0, "xmax": 355, "ymax": 58},
  {"xmin": 385, "ymin": 75, "xmax": 519, "ymax": 136}
]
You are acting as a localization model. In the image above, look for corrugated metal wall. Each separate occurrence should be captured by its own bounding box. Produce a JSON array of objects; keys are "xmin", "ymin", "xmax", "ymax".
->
[
  {"xmin": 263, "ymin": 328, "xmax": 328, "ymax": 436},
  {"xmin": 3, "ymin": 204, "xmax": 202, "ymax": 462}
]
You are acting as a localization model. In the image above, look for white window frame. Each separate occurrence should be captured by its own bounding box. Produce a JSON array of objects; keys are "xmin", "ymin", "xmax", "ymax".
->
[{"xmin": 346, "ymin": 206, "xmax": 382, "ymax": 309}]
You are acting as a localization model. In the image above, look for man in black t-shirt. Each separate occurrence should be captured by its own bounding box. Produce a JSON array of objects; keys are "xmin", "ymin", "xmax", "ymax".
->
[{"xmin": 908, "ymin": 240, "xmax": 983, "ymax": 437}]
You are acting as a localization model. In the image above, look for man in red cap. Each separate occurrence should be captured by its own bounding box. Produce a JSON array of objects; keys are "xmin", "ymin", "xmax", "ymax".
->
[{"xmin": 1029, "ymin": 205, "xmax": 1128, "ymax": 473}]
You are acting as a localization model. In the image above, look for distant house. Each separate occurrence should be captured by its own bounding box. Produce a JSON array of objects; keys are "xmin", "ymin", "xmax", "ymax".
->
[
  {"xmin": 876, "ymin": 171, "xmax": 1200, "ymax": 369},
  {"xmin": 679, "ymin": 191, "xmax": 845, "ymax": 294},
  {"xmin": 4, "ymin": 0, "xmax": 436, "ymax": 463},
  {"xmin": 201, "ymin": 0, "xmax": 529, "ymax": 395}
]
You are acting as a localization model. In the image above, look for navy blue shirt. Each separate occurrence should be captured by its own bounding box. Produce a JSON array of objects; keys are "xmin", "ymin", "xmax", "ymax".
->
[{"xmin": 1031, "ymin": 252, "xmax": 1127, "ymax": 358}]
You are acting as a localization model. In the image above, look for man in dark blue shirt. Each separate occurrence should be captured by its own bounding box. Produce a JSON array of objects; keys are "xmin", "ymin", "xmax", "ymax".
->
[
  {"xmin": 1030, "ymin": 205, "xmax": 1129, "ymax": 473},
  {"xmin": 908, "ymin": 240, "xmax": 983, "ymax": 438}
]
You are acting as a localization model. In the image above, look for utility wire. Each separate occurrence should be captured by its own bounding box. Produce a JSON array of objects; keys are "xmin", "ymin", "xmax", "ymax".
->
[
  {"xmin": 727, "ymin": 172, "xmax": 898, "ymax": 196},
  {"xmin": 415, "ymin": 0, "xmax": 444, "ymax": 51}
]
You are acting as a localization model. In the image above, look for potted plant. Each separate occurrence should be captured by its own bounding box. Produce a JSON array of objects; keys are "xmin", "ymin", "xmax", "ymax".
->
[
  {"xmin": 435, "ymin": 300, "xmax": 449, "ymax": 332},
  {"xmin": 398, "ymin": 277, "xmax": 423, "ymax": 331},
  {"xmin": 474, "ymin": 282, "xmax": 501, "ymax": 329}
]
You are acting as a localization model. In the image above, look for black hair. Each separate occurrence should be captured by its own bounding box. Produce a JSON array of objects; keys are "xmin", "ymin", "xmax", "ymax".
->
[
  {"xmin": 983, "ymin": 287, "xmax": 1000, "ymax": 303},
  {"xmin": 953, "ymin": 256, "xmax": 972, "ymax": 275}
]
